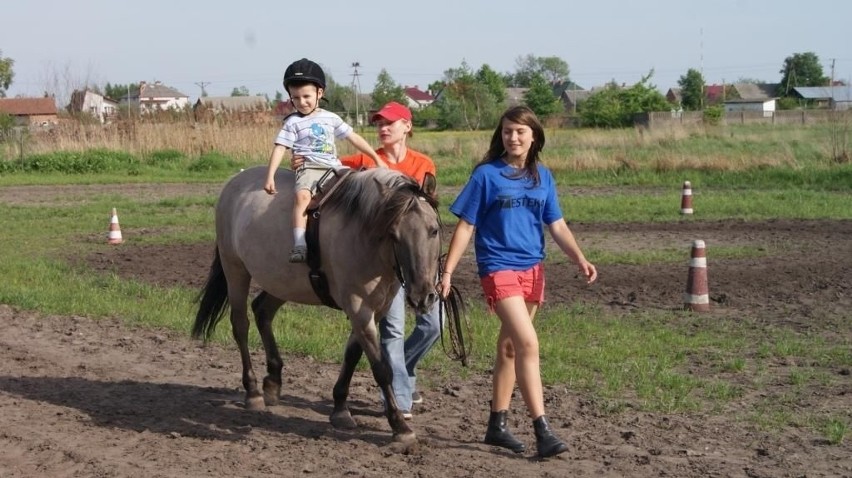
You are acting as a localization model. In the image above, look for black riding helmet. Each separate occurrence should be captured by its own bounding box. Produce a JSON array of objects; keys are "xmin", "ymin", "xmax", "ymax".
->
[{"xmin": 283, "ymin": 58, "xmax": 326, "ymax": 91}]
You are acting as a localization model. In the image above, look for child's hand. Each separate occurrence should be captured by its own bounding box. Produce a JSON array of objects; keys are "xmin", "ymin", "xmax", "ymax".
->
[{"xmin": 264, "ymin": 180, "xmax": 277, "ymax": 195}]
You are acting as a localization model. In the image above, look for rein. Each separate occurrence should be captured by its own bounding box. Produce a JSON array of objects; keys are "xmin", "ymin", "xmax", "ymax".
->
[{"xmin": 437, "ymin": 254, "xmax": 472, "ymax": 366}]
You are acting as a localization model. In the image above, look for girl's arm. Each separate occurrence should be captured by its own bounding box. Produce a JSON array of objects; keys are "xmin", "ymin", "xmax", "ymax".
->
[
  {"xmin": 439, "ymin": 219, "xmax": 475, "ymax": 298},
  {"xmin": 346, "ymin": 132, "xmax": 387, "ymax": 168},
  {"xmin": 547, "ymin": 218, "xmax": 598, "ymax": 284}
]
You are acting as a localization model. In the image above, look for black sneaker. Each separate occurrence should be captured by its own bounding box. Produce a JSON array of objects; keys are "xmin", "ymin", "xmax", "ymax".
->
[{"xmin": 411, "ymin": 391, "xmax": 424, "ymax": 404}]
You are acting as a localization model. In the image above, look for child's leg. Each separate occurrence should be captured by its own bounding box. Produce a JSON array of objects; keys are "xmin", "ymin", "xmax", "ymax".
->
[{"xmin": 292, "ymin": 188, "xmax": 311, "ymax": 242}]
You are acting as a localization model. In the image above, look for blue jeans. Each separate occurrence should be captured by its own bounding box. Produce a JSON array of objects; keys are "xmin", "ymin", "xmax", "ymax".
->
[{"xmin": 379, "ymin": 288, "xmax": 442, "ymax": 412}]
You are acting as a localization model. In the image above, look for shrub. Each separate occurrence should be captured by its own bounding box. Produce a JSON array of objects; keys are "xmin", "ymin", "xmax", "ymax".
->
[
  {"xmin": 188, "ymin": 151, "xmax": 237, "ymax": 172},
  {"xmin": 5, "ymin": 149, "xmax": 139, "ymax": 174},
  {"xmin": 703, "ymin": 106, "xmax": 724, "ymax": 126},
  {"xmin": 147, "ymin": 149, "xmax": 186, "ymax": 169}
]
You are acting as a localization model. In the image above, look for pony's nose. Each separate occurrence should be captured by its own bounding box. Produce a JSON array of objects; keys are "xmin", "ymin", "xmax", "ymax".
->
[{"xmin": 409, "ymin": 292, "xmax": 438, "ymax": 315}]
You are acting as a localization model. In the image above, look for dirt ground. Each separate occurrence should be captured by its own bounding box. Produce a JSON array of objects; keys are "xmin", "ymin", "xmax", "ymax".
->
[{"xmin": 1, "ymin": 183, "xmax": 851, "ymax": 477}]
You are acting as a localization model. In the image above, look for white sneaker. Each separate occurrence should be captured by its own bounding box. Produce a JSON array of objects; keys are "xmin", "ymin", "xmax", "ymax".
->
[{"xmin": 288, "ymin": 245, "xmax": 307, "ymax": 263}]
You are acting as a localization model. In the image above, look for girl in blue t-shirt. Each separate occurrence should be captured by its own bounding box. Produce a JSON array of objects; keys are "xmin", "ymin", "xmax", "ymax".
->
[{"xmin": 440, "ymin": 106, "xmax": 598, "ymax": 458}]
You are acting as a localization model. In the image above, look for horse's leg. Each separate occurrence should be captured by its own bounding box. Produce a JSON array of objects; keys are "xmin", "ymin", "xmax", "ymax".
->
[
  {"xmin": 227, "ymin": 276, "xmax": 265, "ymax": 411},
  {"xmin": 352, "ymin": 316, "xmax": 415, "ymax": 444},
  {"xmin": 329, "ymin": 333, "xmax": 363, "ymax": 430},
  {"xmin": 251, "ymin": 291, "xmax": 285, "ymax": 406}
]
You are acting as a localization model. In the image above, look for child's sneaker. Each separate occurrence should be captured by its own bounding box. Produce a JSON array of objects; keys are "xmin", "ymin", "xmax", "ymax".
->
[
  {"xmin": 411, "ymin": 391, "xmax": 424, "ymax": 404},
  {"xmin": 289, "ymin": 245, "xmax": 307, "ymax": 263}
]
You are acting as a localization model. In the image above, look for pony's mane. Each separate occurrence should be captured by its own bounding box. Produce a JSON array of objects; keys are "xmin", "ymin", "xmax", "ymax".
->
[{"xmin": 323, "ymin": 168, "xmax": 437, "ymax": 239}]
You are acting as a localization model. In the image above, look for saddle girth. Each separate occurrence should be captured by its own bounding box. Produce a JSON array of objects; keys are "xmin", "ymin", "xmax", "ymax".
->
[{"xmin": 305, "ymin": 168, "xmax": 356, "ymax": 310}]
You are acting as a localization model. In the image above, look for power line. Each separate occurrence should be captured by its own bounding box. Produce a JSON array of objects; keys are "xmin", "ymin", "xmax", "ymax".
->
[{"xmin": 194, "ymin": 81, "xmax": 211, "ymax": 98}]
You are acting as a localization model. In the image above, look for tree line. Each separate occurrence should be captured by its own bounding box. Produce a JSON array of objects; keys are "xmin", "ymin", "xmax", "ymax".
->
[{"xmin": 0, "ymin": 50, "xmax": 840, "ymax": 131}]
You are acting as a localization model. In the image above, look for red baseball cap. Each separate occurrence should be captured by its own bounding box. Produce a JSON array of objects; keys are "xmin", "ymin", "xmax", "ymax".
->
[{"xmin": 371, "ymin": 101, "xmax": 412, "ymax": 123}]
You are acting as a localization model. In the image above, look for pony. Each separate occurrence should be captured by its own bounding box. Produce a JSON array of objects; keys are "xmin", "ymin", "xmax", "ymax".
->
[{"xmin": 192, "ymin": 165, "xmax": 442, "ymax": 445}]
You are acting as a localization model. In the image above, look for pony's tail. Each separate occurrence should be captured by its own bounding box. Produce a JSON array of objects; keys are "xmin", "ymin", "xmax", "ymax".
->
[{"xmin": 192, "ymin": 246, "xmax": 230, "ymax": 341}]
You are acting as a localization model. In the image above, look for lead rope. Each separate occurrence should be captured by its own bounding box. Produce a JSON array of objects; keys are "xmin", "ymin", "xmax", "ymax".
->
[{"xmin": 438, "ymin": 254, "xmax": 472, "ymax": 366}]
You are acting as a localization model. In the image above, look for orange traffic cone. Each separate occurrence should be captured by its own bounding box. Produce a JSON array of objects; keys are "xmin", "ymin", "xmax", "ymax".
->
[
  {"xmin": 683, "ymin": 240, "xmax": 709, "ymax": 311},
  {"xmin": 108, "ymin": 207, "xmax": 123, "ymax": 245},
  {"xmin": 680, "ymin": 181, "xmax": 693, "ymax": 215}
]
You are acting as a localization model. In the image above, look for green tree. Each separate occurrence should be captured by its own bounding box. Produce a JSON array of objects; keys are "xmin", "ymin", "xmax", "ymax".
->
[
  {"xmin": 779, "ymin": 52, "xmax": 829, "ymax": 96},
  {"xmin": 0, "ymin": 50, "xmax": 13, "ymax": 98},
  {"xmin": 104, "ymin": 82, "xmax": 140, "ymax": 101},
  {"xmin": 230, "ymin": 86, "xmax": 250, "ymax": 97},
  {"xmin": 434, "ymin": 61, "xmax": 504, "ymax": 130},
  {"xmin": 475, "ymin": 64, "xmax": 507, "ymax": 104},
  {"xmin": 370, "ymin": 69, "xmax": 407, "ymax": 110},
  {"xmin": 509, "ymin": 54, "xmax": 570, "ymax": 87},
  {"xmin": 524, "ymin": 73, "xmax": 563, "ymax": 118},
  {"xmin": 0, "ymin": 112, "xmax": 14, "ymax": 142},
  {"xmin": 678, "ymin": 68, "xmax": 705, "ymax": 110},
  {"xmin": 578, "ymin": 71, "xmax": 669, "ymax": 128}
]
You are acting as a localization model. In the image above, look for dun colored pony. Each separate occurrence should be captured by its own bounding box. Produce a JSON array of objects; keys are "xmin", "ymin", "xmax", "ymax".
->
[{"xmin": 193, "ymin": 166, "xmax": 441, "ymax": 445}]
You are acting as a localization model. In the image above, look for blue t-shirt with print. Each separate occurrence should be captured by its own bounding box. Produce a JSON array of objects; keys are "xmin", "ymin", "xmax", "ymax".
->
[{"xmin": 449, "ymin": 159, "xmax": 563, "ymax": 277}]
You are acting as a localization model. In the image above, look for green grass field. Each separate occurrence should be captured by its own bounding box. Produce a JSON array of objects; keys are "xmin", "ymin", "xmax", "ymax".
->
[{"xmin": 1, "ymin": 122, "xmax": 849, "ymax": 444}]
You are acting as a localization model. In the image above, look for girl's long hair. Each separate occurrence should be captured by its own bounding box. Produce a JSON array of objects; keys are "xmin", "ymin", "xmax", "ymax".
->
[{"xmin": 476, "ymin": 106, "xmax": 546, "ymax": 186}]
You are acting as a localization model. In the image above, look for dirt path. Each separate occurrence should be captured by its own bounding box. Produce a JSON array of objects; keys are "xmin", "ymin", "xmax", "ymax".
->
[{"xmin": 2, "ymin": 303, "xmax": 850, "ymax": 478}]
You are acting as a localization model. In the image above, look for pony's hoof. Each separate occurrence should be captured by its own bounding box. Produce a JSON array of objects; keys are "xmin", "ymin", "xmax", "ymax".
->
[
  {"xmin": 329, "ymin": 411, "xmax": 358, "ymax": 429},
  {"xmin": 262, "ymin": 377, "xmax": 281, "ymax": 406},
  {"xmin": 263, "ymin": 392, "xmax": 280, "ymax": 407},
  {"xmin": 392, "ymin": 431, "xmax": 417, "ymax": 447},
  {"xmin": 245, "ymin": 396, "xmax": 266, "ymax": 411}
]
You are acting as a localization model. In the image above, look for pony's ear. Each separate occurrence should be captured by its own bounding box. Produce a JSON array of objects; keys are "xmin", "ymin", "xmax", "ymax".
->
[{"xmin": 421, "ymin": 173, "xmax": 437, "ymax": 198}]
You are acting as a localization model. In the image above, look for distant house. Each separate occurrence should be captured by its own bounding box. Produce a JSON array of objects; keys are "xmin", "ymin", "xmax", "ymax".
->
[
  {"xmin": 724, "ymin": 98, "xmax": 776, "ymax": 115},
  {"xmin": 560, "ymin": 89, "xmax": 592, "ymax": 113},
  {"xmin": 123, "ymin": 81, "xmax": 189, "ymax": 113},
  {"xmin": 68, "ymin": 89, "xmax": 119, "ymax": 123},
  {"xmin": 666, "ymin": 87, "xmax": 682, "ymax": 105},
  {"xmin": 793, "ymin": 86, "xmax": 852, "ymax": 110},
  {"xmin": 666, "ymin": 84, "xmax": 726, "ymax": 107},
  {"xmin": 0, "ymin": 97, "xmax": 59, "ymax": 126},
  {"xmin": 551, "ymin": 80, "xmax": 588, "ymax": 113},
  {"xmin": 731, "ymin": 83, "xmax": 780, "ymax": 102},
  {"xmin": 403, "ymin": 86, "xmax": 435, "ymax": 109}
]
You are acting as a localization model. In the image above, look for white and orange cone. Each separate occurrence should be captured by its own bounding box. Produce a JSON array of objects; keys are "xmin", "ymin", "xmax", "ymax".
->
[
  {"xmin": 108, "ymin": 207, "xmax": 123, "ymax": 245},
  {"xmin": 680, "ymin": 181, "xmax": 693, "ymax": 215},
  {"xmin": 683, "ymin": 240, "xmax": 709, "ymax": 312}
]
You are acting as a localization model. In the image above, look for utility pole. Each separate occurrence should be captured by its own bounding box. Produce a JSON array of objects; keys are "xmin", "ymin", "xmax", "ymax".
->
[
  {"xmin": 350, "ymin": 62, "xmax": 362, "ymax": 126},
  {"xmin": 195, "ymin": 81, "xmax": 211, "ymax": 98},
  {"xmin": 830, "ymin": 58, "xmax": 836, "ymax": 86},
  {"xmin": 700, "ymin": 27, "xmax": 704, "ymax": 109}
]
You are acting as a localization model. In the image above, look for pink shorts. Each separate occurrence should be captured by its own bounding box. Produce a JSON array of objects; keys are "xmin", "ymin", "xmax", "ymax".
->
[{"xmin": 480, "ymin": 263, "xmax": 545, "ymax": 312}]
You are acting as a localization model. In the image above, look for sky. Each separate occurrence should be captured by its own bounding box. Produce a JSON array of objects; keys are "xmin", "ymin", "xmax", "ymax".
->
[{"xmin": 3, "ymin": 0, "xmax": 851, "ymax": 104}]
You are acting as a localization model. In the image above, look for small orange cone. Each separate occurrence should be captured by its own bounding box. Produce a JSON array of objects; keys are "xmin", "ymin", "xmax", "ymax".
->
[
  {"xmin": 108, "ymin": 207, "xmax": 123, "ymax": 245},
  {"xmin": 680, "ymin": 181, "xmax": 693, "ymax": 215},
  {"xmin": 683, "ymin": 240, "xmax": 710, "ymax": 311}
]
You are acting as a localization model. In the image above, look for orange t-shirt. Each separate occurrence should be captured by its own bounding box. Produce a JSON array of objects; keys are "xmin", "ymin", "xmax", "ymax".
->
[{"xmin": 341, "ymin": 148, "xmax": 436, "ymax": 185}]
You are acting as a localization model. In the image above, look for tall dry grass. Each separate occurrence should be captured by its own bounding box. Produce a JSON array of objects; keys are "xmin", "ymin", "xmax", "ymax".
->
[
  {"xmin": 3, "ymin": 113, "xmax": 847, "ymax": 174},
  {"xmin": 6, "ymin": 115, "xmax": 281, "ymax": 161}
]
